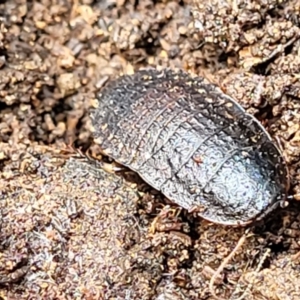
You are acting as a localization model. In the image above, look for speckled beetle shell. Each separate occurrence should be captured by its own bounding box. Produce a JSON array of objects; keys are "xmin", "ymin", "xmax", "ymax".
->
[{"xmin": 91, "ymin": 68, "xmax": 289, "ymax": 226}]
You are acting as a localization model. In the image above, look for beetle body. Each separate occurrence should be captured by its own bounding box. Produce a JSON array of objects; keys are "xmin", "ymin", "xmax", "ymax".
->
[{"xmin": 91, "ymin": 68, "xmax": 288, "ymax": 226}]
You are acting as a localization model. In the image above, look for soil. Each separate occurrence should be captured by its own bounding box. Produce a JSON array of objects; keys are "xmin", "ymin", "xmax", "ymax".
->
[{"xmin": 0, "ymin": 0, "xmax": 300, "ymax": 299}]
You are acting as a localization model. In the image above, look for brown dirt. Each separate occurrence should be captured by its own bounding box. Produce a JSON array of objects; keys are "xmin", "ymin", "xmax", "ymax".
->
[{"xmin": 0, "ymin": 0, "xmax": 300, "ymax": 299}]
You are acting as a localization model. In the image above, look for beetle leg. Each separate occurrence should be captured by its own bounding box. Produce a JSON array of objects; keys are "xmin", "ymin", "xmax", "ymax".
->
[
  {"xmin": 97, "ymin": 160, "xmax": 124, "ymax": 174},
  {"xmin": 149, "ymin": 205, "xmax": 169, "ymax": 234},
  {"xmin": 254, "ymin": 200, "xmax": 288, "ymax": 223},
  {"xmin": 74, "ymin": 147, "xmax": 126, "ymax": 174},
  {"xmin": 291, "ymin": 193, "xmax": 300, "ymax": 201}
]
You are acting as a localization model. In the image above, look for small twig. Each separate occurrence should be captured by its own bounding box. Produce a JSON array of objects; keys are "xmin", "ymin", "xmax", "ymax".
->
[
  {"xmin": 230, "ymin": 248, "xmax": 271, "ymax": 300},
  {"xmin": 209, "ymin": 229, "xmax": 250, "ymax": 300}
]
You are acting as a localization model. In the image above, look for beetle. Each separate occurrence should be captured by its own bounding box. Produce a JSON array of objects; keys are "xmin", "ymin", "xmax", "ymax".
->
[{"xmin": 90, "ymin": 68, "xmax": 289, "ymax": 226}]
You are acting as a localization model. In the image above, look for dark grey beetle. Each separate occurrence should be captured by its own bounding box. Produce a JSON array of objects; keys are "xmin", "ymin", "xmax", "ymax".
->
[{"xmin": 91, "ymin": 68, "xmax": 289, "ymax": 226}]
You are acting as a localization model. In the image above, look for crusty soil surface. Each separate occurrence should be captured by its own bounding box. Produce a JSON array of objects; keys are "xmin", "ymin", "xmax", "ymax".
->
[{"xmin": 0, "ymin": 0, "xmax": 300, "ymax": 299}]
